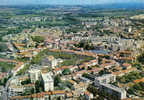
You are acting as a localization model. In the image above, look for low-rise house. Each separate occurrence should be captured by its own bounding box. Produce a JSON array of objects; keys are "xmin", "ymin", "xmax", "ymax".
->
[
  {"xmin": 10, "ymin": 92, "xmax": 46, "ymax": 100},
  {"xmin": 10, "ymin": 91, "xmax": 66, "ymax": 100},
  {"xmin": 74, "ymin": 70, "xmax": 87, "ymax": 78},
  {"xmin": 73, "ymin": 82, "xmax": 88, "ymax": 93},
  {"xmin": 101, "ymin": 63, "xmax": 112, "ymax": 69},
  {"xmin": 116, "ymin": 57, "xmax": 134, "ymax": 63},
  {"xmin": 112, "ymin": 68, "xmax": 137, "ymax": 77},
  {"xmin": 89, "ymin": 59, "xmax": 98, "ymax": 66},
  {"xmin": 133, "ymin": 78, "xmax": 144, "ymax": 84},
  {"xmin": 88, "ymin": 67, "xmax": 103, "ymax": 74},
  {"xmin": 122, "ymin": 63, "xmax": 132, "ymax": 69},
  {"xmin": 51, "ymin": 91, "xmax": 65, "ymax": 100}
]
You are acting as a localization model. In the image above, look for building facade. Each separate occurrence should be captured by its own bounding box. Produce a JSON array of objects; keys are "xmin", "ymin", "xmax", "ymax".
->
[{"xmin": 41, "ymin": 73, "xmax": 54, "ymax": 91}]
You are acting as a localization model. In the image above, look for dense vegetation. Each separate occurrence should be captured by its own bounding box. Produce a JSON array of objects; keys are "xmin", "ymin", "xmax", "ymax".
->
[
  {"xmin": 117, "ymin": 71, "xmax": 144, "ymax": 83},
  {"xmin": 0, "ymin": 5, "xmax": 144, "ymax": 42},
  {"xmin": 128, "ymin": 82, "xmax": 144, "ymax": 96},
  {"xmin": 74, "ymin": 40, "xmax": 95, "ymax": 50},
  {"xmin": 62, "ymin": 68, "xmax": 71, "ymax": 75},
  {"xmin": 31, "ymin": 36, "xmax": 45, "ymax": 43},
  {"xmin": 137, "ymin": 52, "xmax": 144, "ymax": 64}
]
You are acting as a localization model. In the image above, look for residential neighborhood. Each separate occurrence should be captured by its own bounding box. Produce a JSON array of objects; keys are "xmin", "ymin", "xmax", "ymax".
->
[{"xmin": 0, "ymin": 4, "xmax": 144, "ymax": 100}]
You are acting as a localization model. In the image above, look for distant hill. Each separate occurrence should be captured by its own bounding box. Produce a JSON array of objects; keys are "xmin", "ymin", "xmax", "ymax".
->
[{"xmin": 0, "ymin": 2, "xmax": 144, "ymax": 10}]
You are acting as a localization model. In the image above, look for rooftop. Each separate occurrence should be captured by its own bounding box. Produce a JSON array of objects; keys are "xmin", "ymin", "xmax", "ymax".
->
[
  {"xmin": 100, "ymin": 83, "xmax": 126, "ymax": 93},
  {"xmin": 41, "ymin": 73, "xmax": 53, "ymax": 82}
]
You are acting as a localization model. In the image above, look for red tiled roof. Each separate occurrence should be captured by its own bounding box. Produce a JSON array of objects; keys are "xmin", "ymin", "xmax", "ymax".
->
[{"xmin": 133, "ymin": 78, "xmax": 144, "ymax": 83}]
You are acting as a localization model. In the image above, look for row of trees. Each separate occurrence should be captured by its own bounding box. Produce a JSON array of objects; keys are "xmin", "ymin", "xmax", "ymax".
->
[{"xmin": 74, "ymin": 40, "xmax": 95, "ymax": 50}]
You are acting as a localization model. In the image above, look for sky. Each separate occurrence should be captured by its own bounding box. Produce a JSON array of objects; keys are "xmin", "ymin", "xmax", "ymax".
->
[{"xmin": 0, "ymin": 0, "xmax": 144, "ymax": 5}]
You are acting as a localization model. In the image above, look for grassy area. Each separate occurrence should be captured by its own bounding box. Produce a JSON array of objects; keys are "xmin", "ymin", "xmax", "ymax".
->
[
  {"xmin": 31, "ymin": 49, "xmax": 94, "ymax": 66},
  {"xmin": 0, "ymin": 62, "xmax": 15, "ymax": 72},
  {"xmin": 17, "ymin": 49, "xmax": 94, "ymax": 75}
]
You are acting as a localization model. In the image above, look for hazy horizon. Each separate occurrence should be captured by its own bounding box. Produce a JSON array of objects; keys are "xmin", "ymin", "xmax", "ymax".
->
[{"xmin": 0, "ymin": 0, "xmax": 144, "ymax": 5}]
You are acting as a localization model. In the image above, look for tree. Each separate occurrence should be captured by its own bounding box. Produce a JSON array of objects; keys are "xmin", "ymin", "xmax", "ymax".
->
[
  {"xmin": 87, "ymin": 84, "xmax": 98, "ymax": 96},
  {"xmin": 54, "ymin": 75, "xmax": 62, "ymax": 86},
  {"xmin": 35, "ymin": 80, "xmax": 43, "ymax": 93},
  {"xmin": 74, "ymin": 40, "xmax": 95, "ymax": 50},
  {"xmin": 21, "ymin": 79, "xmax": 31, "ymax": 85},
  {"xmin": 98, "ymin": 68, "xmax": 111, "ymax": 76},
  {"xmin": 128, "ymin": 88, "xmax": 134, "ymax": 94},
  {"xmin": 32, "ymin": 36, "xmax": 45, "ymax": 43},
  {"xmin": 137, "ymin": 53, "xmax": 144, "ymax": 64},
  {"xmin": 62, "ymin": 68, "xmax": 71, "ymax": 75},
  {"xmin": 82, "ymin": 73, "xmax": 89, "ymax": 78}
]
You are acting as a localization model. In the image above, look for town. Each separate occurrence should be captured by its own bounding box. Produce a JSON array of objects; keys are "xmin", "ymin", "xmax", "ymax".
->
[{"xmin": 0, "ymin": 5, "xmax": 144, "ymax": 100}]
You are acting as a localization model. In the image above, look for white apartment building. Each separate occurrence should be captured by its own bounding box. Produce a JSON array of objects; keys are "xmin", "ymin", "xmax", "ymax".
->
[
  {"xmin": 8, "ymin": 85, "xmax": 24, "ymax": 97},
  {"xmin": 100, "ymin": 83, "xmax": 126, "ymax": 100},
  {"xmin": 94, "ymin": 74, "xmax": 116, "ymax": 86},
  {"xmin": 28, "ymin": 69, "xmax": 41, "ymax": 83},
  {"xmin": 41, "ymin": 73, "xmax": 54, "ymax": 91}
]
